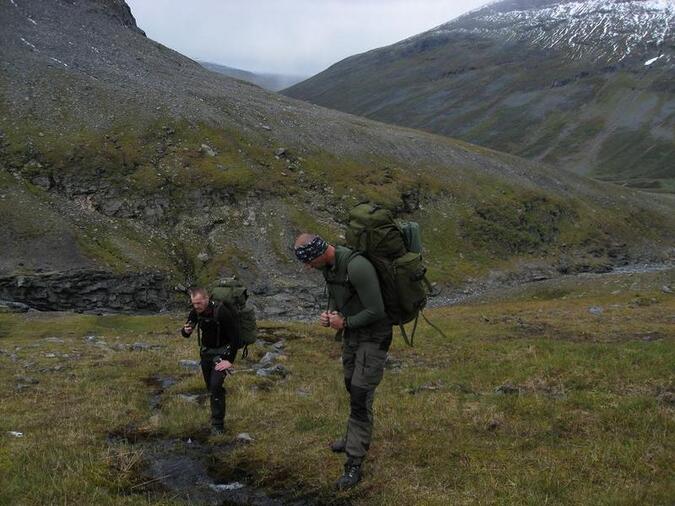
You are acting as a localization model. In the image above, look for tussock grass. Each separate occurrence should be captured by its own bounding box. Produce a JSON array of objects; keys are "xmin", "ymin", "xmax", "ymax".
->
[{"xmin": 1, "ymin": 271, "xmax": 673, "ymax": 504}]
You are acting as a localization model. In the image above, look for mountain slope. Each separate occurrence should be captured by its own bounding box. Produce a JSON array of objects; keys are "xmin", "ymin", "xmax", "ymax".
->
[
  {"xmin": 199, "ymin": 61, "xmax": 307, "ymax": 91},
  {"xmin": 0, "ymin": 0, "xmax": 673, "ymax": 312},
  {"xmin": 284, "ymin": 0, "xmax": 675, "ymax": 189}
]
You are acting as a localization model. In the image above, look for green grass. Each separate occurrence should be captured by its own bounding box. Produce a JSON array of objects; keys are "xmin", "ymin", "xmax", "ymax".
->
[{"xmin": 1, "ymin": 270, "xmax": 673, "ymax": 504}]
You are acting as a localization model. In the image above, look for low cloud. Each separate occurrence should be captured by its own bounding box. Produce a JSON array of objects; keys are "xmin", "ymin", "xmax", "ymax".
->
[{"xmin": 126, "ymin": 0, "xmax": 491, "ymax": 76}]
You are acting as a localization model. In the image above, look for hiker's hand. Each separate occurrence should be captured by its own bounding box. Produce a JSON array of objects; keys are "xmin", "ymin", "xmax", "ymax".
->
[
  {"xmin": 329, "ymin": 313, "xmax": 345, "ymax": 330},
  {"xmin": 320, "ymin": 311, "xmax": 331, "ymax": 327},
  {"xmin": 215, "ymin": 359, "xmax": 232, "ymax": 372},
  {"xmin": 182, "ymin": 323, "xmax": 193, "ymax": 335}
]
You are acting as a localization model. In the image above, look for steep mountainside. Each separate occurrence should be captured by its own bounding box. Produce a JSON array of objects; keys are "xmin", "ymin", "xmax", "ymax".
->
[
  {"xmin": 1, "ymin": 0, "xmax": 673, "ymax": 313},
  {"xmin": 284, "ymin": 0, "xmax": 675, "ymax": 190},
  {"xmin": 199, "ymin": 61, "xmax": 307, "ymax": 92}
]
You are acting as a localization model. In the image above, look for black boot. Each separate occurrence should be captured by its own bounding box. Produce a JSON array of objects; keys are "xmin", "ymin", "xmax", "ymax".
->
[
  {"xmin": 329, "ymin": 438, "xmax": 346, "ymax": 453},
  {"xmin": 210, "ymin": 394, "xmax": 225, "ymax": 434},
  {"xmin": 335, "ymin": 461, "xmax": 362, "ymax": 490}
]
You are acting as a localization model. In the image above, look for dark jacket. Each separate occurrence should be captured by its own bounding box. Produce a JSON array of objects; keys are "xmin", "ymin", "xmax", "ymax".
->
[{"xmin": 182, "ymin": 301, "xmax": 240, "ymax": 361}]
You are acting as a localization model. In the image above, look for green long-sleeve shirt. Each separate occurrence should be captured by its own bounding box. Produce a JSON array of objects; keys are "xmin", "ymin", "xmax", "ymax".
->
[{"xmin": 323, "ymin": 246, "xmax": 387, "ymax": 329}]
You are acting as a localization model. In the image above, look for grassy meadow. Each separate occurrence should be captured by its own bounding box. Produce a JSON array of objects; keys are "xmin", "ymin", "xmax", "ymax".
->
[{"xmin": 1, "ymin": 269, "xmax": 673, "ymax": 505}]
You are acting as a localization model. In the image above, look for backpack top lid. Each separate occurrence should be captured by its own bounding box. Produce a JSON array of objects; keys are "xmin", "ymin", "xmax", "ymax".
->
[
  {"xmin": 346, "ymin": 202, "xmax": 407, "ymax": 258},
  {"xmin": 210, "ymin": 278, "xmax": 248, "ymax": 308}
]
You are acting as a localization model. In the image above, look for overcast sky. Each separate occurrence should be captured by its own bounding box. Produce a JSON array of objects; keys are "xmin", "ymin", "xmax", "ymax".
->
[{"xmin": 126, "ymin": 0, "xmax": 492, "ymax": 76}]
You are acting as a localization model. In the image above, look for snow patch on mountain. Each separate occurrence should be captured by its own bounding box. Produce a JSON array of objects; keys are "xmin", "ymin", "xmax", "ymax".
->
[
  {"xmin": 419, "ymin": 0, "xmax": 674, "ymax": 64},
  {"xmin": 645, "ymin": 54, "xmax": 665, "ymax": 64}
]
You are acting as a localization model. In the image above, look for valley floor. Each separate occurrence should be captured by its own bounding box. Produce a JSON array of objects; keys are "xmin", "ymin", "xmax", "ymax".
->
[{"xmin": 1, "ymin": 269, "xmax": 673, "ymax": 505}]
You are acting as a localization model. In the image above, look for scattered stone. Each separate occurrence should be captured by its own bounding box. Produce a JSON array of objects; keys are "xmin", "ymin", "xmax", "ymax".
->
[
  {"xmin": 256, "ymin": 364, "xmax": 289, "ymax": 378},
  {"xmin": 407, "ymin": 380, "xmax": 443, "ymax": 395},
  {"xmin": 236, "ymin": 433, "xmax": 254, "ymax": 443},
  {"xmin": 495, "ymin": 383, "xmax": 520, "ymax": 395},
  {"xmin": 210, "ymin": 482, "xmax": 245, "ymax": 492},
  {"xmin": 260, "ymin": 124, "xmax": 271, "ymax": 131},
  {"xmin": 200, "ymin": 143, "xmax": 216, "ymax": 157},
  {"xmin": 131, "ymin": 342, "xmax": 163, "ymax": 351},
  {"xmin": 85, "ymin": 335, "xmax": 99, "ymax": 343},
  {"xmin": 42, "ymin": 337, "xmax": 64, "ymax": 344},
  {"xmin": 271, "ymin": 340, "xmax": 285, "ymax": 351},
  {"xmin": 197, "ymin": 252, "xmax": 210, "ymax": 263},
  {"xmin": 15, "ymin": 375, "xmax": 38, "ymax": 384},
  {"xmin": 662, "ymin": 285, "xmax": 672, "ymax": 294},
  {"xmin": 274, "ymin": 147, "xmax": 287, "ymax": 157},
  {"xmin": 385, "ymin": 356, "xmax": 404, "ymax": 370},
  {"xmin": 7, "ymin": 431, "xmax": 24, "ymax": 438},
  {"xmin": 177, "ymin": 393, "xmax": 203, "ymax": 403},
  {"xmin": 259, "ymin": 351, "xmax": 279, "ymax": 367},
  {"xmin": 296, "ymin": 387, "xmax": 310, "ymax": 398},
  {"xmin": 179, "ymin": 359, "xmax": 200, "ymax": 371},
  {"xmin": 588, "ymin": 306, "xmax": 604, "ymax": 315},
  {"xmin": 44, "ymin": 353, "xmax": 57, "ymax": 358}
]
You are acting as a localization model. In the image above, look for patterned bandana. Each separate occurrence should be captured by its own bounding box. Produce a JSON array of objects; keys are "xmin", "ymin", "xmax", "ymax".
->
[{"xmin": 294, "ymin": 236, "xmax": 328, "ymax": 263}]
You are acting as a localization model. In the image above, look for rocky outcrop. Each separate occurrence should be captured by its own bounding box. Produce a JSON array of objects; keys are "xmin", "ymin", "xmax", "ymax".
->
[{"xmin": 0, "ymin": 270, "xmax": 171, "ymax": 312}]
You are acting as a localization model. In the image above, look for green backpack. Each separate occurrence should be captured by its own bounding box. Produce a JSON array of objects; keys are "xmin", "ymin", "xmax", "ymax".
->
[
  {"xmin": 209, "ymin": 278, "xmax": 257, "ymax": 357},
  {"xmin": 345, "ymin": 202, "xmax": 433, "ymax": 346}
]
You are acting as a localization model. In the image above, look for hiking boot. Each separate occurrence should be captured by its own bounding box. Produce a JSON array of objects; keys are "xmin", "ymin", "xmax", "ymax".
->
[
  {"xmin": 335, "ymin": 462, "xmax": 362, "ymax": 490},
  {"xmin": 329, "ymin": 438, "xmax": 346, "ymax": 453}
]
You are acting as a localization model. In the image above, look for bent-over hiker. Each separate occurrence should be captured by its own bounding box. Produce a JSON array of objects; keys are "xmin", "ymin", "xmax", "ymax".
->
[
  {"xmin": 181, "ymin": 287, "xmax": 240, "ymax": 435},
  {"xmin": 294, "ymin": 233, "xmax": 392, "ymax": 490}
]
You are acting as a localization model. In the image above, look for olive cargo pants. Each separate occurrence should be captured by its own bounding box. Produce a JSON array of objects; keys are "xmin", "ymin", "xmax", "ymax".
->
[{"xmin": 341, "ymin": 324, "xmax": 392, "ymax": 464}]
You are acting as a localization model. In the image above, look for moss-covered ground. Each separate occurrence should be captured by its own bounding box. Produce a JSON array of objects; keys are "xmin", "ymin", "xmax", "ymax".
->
[{"xmin": 1, "ymin": 269, "xmax": 672, "ymax": 505}]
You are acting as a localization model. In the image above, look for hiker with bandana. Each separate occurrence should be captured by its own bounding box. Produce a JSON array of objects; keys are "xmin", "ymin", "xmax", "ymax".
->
[{"xmin": 294, "ymin": 233, "xmax": 392, "ymax": 490}]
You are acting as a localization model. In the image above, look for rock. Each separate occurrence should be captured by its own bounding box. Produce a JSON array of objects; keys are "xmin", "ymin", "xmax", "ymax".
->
[
  {"xmin": 588, "ymin": 306, "xmax": 604, "ymax": 315},
  {"xmin": 662, "ymin": 285, "xmax": 673, "ymax": 294},
  {"xmin": 44, "ymin": 353, "xmax": 57, "ymax": 358},
  {"xmin": 0, "ymin": 300, "xmax": 31, "ymax": 313},
  {"xmin": 85, "ymin": 335, "xmax": 99, "ymax": 343},
  {"xmin": 179, "ymin": 359, "xmax": 200, "ymax": 371},
  {"xmin": 210, "ymin": 482, "xmax": 245, "ymax": 492},
  {"xmin": 200, "ymin": 143, "xmax": 216, "ymax": 157},
  {"xmin": 131, "ymin": 342, "xmax": 154, "ymax": 351},
  {"xmin": 260, "ymin": 124, "xmax": 271, "ymax": 131},
  {"xmin": 296, "ymin": 388, "xmax": 310, "ymax": 398},
  {"xmin": 15, "ymin": 375, "xmax": 39, "ymax": 384},
  {"xmin": 259, "ymin": 351, "xmax": 279, "ymax": 366},
  {"xmin": 274, "ymin": 147, "xmax": 287, "ymax": 157},
  {"xmin": 256, "ymin": 364, "xmax": 289, "ymax": 378},
  {"xmin": 495, "ymin": 383, "xmax": 520, "ymax": 395},
  {"xmin": 236, "ymin": 432, "xmax": 254, "ymax": 443},
  {"xmin": 177, "ymin": 393, "xmax": 203, "ymax": 403},
  {"xmin": 42, "ymin": 337, "xmax": 64, "ymax": 344},
  {"xmin": 7, "ymin": 431, "xmax": 24, "ymax": 438},
  {"xmin": 264, "ymin": 306, "xmax": 287, "ymax": 316},
  {"xmin": 197, "ymin": 252, "xmax": 210, "ymax": 263},
  {"xmin": 0, "ymin": 271, "xmax": 170, "ymax": 313}
]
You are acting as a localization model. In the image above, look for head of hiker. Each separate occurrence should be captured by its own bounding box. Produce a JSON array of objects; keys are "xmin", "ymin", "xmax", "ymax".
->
[
  {"xmin": 190, "ymin": 287, "xmax": 209, "ymax": 314},
  {"xmin": 294, "ymin": 234, "xmax": 330, "ymax": 269}
]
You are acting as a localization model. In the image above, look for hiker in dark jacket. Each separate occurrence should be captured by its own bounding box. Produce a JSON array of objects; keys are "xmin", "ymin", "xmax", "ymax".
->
[
  {"xmin": 294, "ymin": 233, "xmax": 392, "ymax": 490},
  {"xmin": 181, "ymin": 287, "xmax": 240, "ymax": 434}
]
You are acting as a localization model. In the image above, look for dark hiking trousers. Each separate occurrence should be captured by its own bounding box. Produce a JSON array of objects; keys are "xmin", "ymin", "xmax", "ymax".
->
[
  {"xmin": 341, "ymin": 323, "xmax": 392, "ymax": 464},
  {"xmin": 200, "ymin": 353, "xmax": 227, "ymax": 428}
]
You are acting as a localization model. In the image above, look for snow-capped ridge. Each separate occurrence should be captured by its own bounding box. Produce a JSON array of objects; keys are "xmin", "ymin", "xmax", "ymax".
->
[{"xmin": 415, "ymin": 0, "xmax": 674, "ymax": 64}]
